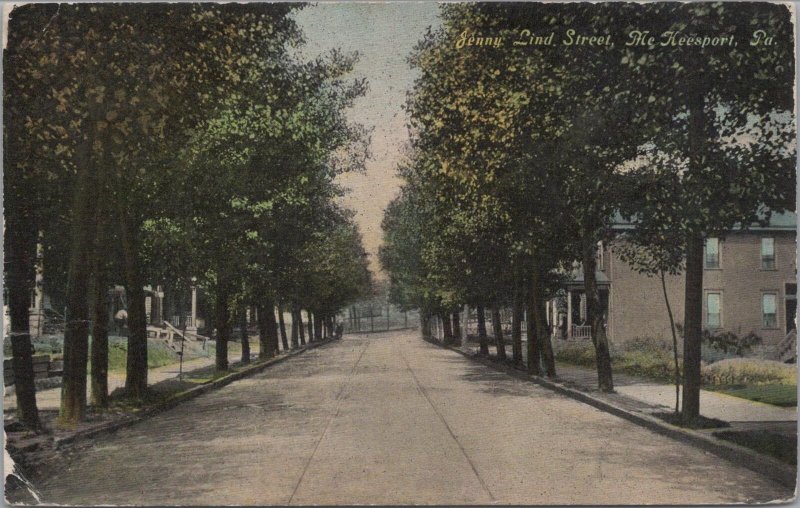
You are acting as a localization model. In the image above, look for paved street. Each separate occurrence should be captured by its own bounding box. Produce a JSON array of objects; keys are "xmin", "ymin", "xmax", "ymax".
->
[{"xmin": 31, "ymin": 330, "xmax": 792, "ymax": 505}]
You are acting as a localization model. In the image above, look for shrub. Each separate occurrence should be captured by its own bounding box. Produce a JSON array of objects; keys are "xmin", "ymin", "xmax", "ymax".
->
[
  {"xmin": 553, "ymin": 342, "xmax": 596, "ymax": 367},
  {"xmin": 701, "ymin": 358, "xmax": 796, "ymax": 386},
  {"xmin": 702, "ymin": 329, "xmax": 762, "ymax": 356}
]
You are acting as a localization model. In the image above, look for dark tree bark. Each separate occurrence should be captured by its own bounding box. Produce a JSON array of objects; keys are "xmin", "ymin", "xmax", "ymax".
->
[
  {"xmin": 290, "ymin": 307, "xmax": 300, "ymax": 349},
  {"xmin": 421, "ymin": 311, "xmax": 432, "ymax": 340},
  {"xmin": 525, "ymin": 279, "xmax": 541, "ymax": 376},
  {"xmin": 307, "ymin": 312, "xmax": 315, "ymax": 343},
  {"xmin": 257, "ymin": 300, "xmax": 279, "ymax": 358},
  {"xmin": 440, "ymin": 313, "xmax": 453, "ymax": 344},
  {"xmin": 277, "ymin": 305, "xmax": 289, "ymax": 351},
  {"xmin": 120, "ymin": 222, "xmax": 149, "ymax": 399},
  {"xmin": 682, "ymin": 235, "xmax": 704, "ymax": 421},
  {"xmin": 5, "ymin": 221, "xmax": 40, "ymax": 429},
  {"xmin": 511, "ymin": 287, "xmax": 524, "ymax": 365},
  {"xmin": 313, "ymin": 311, "xmax": 323, "ymax": 341},
  {"xmin": 491, "ymin": 305, "xmax": 507, "ymax": 360},
  {"xmin": 297, "ymin": 309, "xmax": 306, "ymax": 345},
  {"xmin": 530, "ymin": 267, "xmax": 556, "ymax": 377},
  {"xmin": 476, "ymin": 305, "xmax": 489, "ymax": 355},
  {"xmin": 452, "ymin": 312, "xmax": 462, "ymax": 345},
  {"xmin": 214, "ymin": 290, "xmax": 231, "ymax": 371},
  {"xmin": 239, "ymin": 310, "xmax": 250, "ymax": 365},
  {"xmin": 62, "ymin": 160, "xmax": 98, "ymax": 422},
  {"xmin": 681, "ymin": 89, "xmax": 709, "ymax": 423},
  {"xmin": 90, "ymin": 266, "xmax": 110, "ymax": 407},
  {"xmin": 583, "ymin": 242, "xmax": 613, "ymax": 392}
]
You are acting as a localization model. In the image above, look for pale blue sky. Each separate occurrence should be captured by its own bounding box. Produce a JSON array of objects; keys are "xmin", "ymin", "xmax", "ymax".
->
[{"xmin": 292, "ymin": 2, "xmax": 441, "ymax": 276}]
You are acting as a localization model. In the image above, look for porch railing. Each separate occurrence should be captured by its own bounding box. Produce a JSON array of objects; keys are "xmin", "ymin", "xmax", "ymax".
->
[{"xmin": 571, "ymin": 325, "xmax": 592, "ymax": 340}]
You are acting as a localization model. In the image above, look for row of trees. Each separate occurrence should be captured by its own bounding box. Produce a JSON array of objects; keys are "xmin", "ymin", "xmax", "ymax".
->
[
  {"xmin": 5, "ymin": 4, "xmax": 371, "ymax": 428},
  {"xmin": 381, "ymin": 3, "xmax": 794, "ymax": 423}
]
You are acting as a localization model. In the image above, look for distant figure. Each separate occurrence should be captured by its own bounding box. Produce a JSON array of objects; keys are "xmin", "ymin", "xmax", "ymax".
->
[{"xmin": 335, "ymin": 323, "xmax": 343, "ymax": 339}]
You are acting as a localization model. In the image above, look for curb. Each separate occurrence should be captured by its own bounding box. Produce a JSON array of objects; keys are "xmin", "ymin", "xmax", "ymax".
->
[
  {"xmin": 423, "ymin": 336, "xmax": 798, "ymax": 489},
  {"xmin": 52, "ymin": 338, "xmax": 338, "ymax": 449}
]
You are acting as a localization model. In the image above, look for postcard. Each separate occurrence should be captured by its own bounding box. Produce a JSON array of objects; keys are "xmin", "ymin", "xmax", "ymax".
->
[{"xmin": 3, "ymin": 1, "xmax": 797, "ymax": 505}]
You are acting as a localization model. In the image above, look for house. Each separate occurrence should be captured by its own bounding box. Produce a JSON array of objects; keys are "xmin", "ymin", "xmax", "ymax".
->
[{"xmin": 551, "ymin": 212, "xmax": 796, "ymax": 354}]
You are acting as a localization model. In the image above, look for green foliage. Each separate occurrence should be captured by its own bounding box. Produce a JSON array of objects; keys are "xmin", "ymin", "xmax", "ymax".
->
[
  {"xmin": 702, "ymin": 358, "xmax": 797, "ymax": 387},
  {"xmin": 555, "ymin": 338, "xmax": 679, "ymax": 383},
  {"xmin": 702, "ymin": 330, "xmax": 763, "ymax": 357}
]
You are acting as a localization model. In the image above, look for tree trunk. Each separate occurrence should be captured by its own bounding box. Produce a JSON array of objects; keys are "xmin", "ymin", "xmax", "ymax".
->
[
  {"xmin": 239, "ymin": 310, "xmax": 250, "ymax": 365},
  {"xmin": 476, "ymin": 305, "xmax": 489, "ymax": 355},
  {"xmin": 269, "ymin": 306, "xmax": 280, "ymax": 353},
  {"xmin": 90, "ymin": 266, "xmax": 110, "ymax": 407},
  {"xmin": 583, "ymin": 242, "xmax": 613, "ymax": 392},
  {"xmin": 661, "ymin": 271, "xmax": 681, "ymax": 413},
  {"xmin": 258, "ymin": 300, "xmax": 280, "ymax": 358},
  {"xmin": 307, "ymin": 312, "xmax": 315, "ymax": 343},
  {"xmin": 441, "ymin": 313, "xmax": 453, "ymax": 344},
  {"xmin": 256, "ymin": 304, "xmax": 270, "ymax": 359},
  {"xmin": 290, "ymin": 307, "xmax": 300, "ymax": 348},
  {"xmin": 5, "ymin": 221, "xmax": 40, "ymax": 429},
  {"xmin": 452, "ymin": 312, "xmax": 462, "ymax": 345},
  {"xmin": 525, "ymin": 279, "xmax": 541, "ymax": 376},
  {"xmin": 536, "ymin": 292, "xmax": 556, "ymax": 378},
  {"xmin": 682, "ymin": 235, "xmax": 704, "ymax": 422},
  {"xmin": 511, "ymin": 287, "xmax": 524, "ymax": 365},
  {"xmin": 314, "ymin": 311, "xmax": 323, "ymax": 341},
  {"xmin": 491, "ymin": 305, "xmax": 507, "ymax": 360},
  {"xmin": 61, "ymin": 160, "xmax": 99, "ymax": 422},
  {"xmin": 214, "ymin": 290, "xmax": 230, "ymax": 371},
  {"xmin": 119, "ymin": 217, "xmax": 149, "ymax": 399},
  {"xmin": 298, "ymin": 309, "xmax": 306, "ymax": 345},
  {"xmin": 421, "ymin": 311, "xmax": 432, "ymax": 340},
  {"xmin": 277, "ymin": 305, "xmax": 289, "ymax": 351}
]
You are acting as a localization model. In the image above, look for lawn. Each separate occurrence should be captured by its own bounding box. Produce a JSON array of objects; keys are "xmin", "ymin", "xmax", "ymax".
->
[{"xmin": 714, "ymin": 384, "xmax": 797, "ymax": 407}]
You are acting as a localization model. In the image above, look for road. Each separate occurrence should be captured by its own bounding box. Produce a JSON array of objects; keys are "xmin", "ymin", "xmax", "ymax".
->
[{"xmin": 30, "ymin": 330, "xmax": 792, "ymax": 505}]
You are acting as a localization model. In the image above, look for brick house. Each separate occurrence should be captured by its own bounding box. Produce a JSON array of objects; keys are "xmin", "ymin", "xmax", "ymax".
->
[{"xmin": 552, "ymin": 212, "xmax": 796, "ymax": 352}]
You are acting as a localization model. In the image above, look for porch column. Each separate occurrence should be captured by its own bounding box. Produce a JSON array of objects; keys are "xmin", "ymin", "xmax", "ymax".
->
[
  {"xmin": 567, "ymin": 290, "xmax": 573, "ymax": 339},
  {"xmin": 580, "ymin": 293, "xmax": 587, "ymax": 322}
]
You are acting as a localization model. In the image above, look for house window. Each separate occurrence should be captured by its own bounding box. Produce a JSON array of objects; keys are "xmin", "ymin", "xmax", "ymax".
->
[
  {"xmin": 762, "ymin": 293, "xmax": 778, "ymax": 329},
  {"xmin": 761, "ymin": 238, "xmax": 775, "ymax": 270},
  {"xmin": 704, "ymin": 238, "xmax": 720, "ymax": 269},
  {"xmin": 706, "ymin": 292, "xmax": 721, "ymax": 329}
]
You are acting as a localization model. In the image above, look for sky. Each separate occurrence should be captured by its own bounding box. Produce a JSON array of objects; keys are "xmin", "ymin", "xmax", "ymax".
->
[{"xmin": 292, "ymin": 2, "xmax": 442, "ymax": 278}]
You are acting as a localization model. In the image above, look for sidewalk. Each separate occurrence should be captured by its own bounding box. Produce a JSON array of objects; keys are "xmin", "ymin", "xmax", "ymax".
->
[
  {"xmin": 457, "ymin": 341, "xmax": 797, "ymax": 431},
  {"xmin": 3, "ymin": 351, "xmax": 240, "ymax": 412}
]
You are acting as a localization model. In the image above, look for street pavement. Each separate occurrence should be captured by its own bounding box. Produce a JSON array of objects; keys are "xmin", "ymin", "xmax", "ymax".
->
[{"xmin": 28, "ymin": 330, "xmax": 793, "ymax": 505}]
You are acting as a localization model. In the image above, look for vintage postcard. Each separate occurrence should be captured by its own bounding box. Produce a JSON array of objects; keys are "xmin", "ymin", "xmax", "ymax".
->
[{"xmin": 2, "ymin": 1, "xmax": 797, "ymax": 505}]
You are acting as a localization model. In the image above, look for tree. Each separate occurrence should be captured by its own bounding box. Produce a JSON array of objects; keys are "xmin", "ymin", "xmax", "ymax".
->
[{"xmin": 618, "ymin": 2, "xmax": 795, "ymax": 422}]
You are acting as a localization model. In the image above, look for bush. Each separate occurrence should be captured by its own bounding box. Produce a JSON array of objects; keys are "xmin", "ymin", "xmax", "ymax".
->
[
  {"xmin": 554, "ymin": 342, "xmax": 596, "ymax": 367},
  {"xmin": 555, "ymin": 337, "xmax": 681, "ymax": 383},
  {"xmin": 701, "ymin": 358, "xmax": 796, "ymax": 386},
  {"xmin": 702, "ymin": 329, "xmax": 762, "ymax": 356}
]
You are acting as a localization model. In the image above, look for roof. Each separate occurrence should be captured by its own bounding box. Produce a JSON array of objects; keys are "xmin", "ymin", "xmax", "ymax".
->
[{"xmin": 611, "ymin": 210, "xmax": 797, "ymax": 232}]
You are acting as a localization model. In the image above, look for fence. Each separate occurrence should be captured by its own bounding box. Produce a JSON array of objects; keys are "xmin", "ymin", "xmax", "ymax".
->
[{"xmin": 340, "ymin": 303, "xmax": 419, "ymax": 334}]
